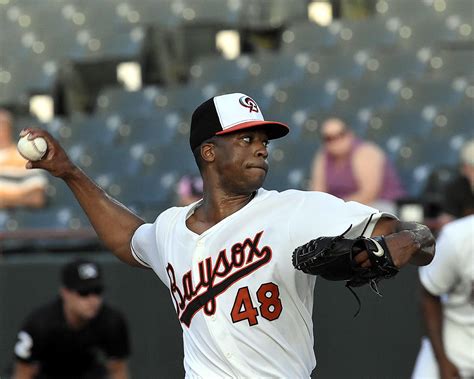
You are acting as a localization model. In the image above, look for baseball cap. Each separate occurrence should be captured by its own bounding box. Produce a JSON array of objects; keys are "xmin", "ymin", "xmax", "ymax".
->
[
  {"xmin": 61, "ymin": 259, "xmax": 103, "ymax": 292},
  {"xmin": 189, "ymin": 93, "xmax": 289, "ymax": 151}
]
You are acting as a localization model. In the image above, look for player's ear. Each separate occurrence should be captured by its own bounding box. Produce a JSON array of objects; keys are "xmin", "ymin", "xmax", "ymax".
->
[{"xmin": 201, "ymin": 142, "xmax": 216, "ymax": 163}]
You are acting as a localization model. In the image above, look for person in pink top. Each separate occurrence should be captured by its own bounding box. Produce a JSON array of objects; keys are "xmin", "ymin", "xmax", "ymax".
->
[{"xmin": 310, "ymin": 117, "xmax": 405, "ymax": 214}]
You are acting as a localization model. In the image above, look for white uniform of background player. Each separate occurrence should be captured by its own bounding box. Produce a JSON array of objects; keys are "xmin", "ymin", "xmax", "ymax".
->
[
  {"xmin": 412, "ymin": 215, "xmax": 474, "ymax": 378},
  {"xmin": 132, "ymin": 188, "xmax": 388, "ymax": 377}
]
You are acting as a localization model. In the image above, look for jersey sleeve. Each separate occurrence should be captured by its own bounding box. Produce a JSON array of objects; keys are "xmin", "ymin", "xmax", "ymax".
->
[
  {"xmin": 14, "ymin": 315, "xmax": 42, "ymax": 363},
  {"xmin": 288, "ymin": 191, "xmax": 392, "ymax": 246},
  {"xmin": 130, "ymin": 210, "xmax": 174, "ymax": 284},
  {"xmin": 419, "ymin": 225, "xmax": 458, "ymax": 296},
  {"xmin": 100, "ymin": 308, "xmax": 131, "ymax": 359},
  {"xmin": 130, "ymin": 222, "xmax": 155, "ymax": 268}
]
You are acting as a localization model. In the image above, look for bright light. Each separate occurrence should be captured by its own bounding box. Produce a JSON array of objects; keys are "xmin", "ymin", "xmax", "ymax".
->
[
  {"xmin": 117, "ymin": 62, "xmax": 142, "ymax": 91},
  {"xmin": 29, "ymin": 95, "xmax": 54, "ymax": 122},
  {"xmin": 308, "ymin": 1, "xmax": 333, "ymax": 26},
  {"xmin": 216, "ymin": 30, "xmax": 240, "ymax": 60}
]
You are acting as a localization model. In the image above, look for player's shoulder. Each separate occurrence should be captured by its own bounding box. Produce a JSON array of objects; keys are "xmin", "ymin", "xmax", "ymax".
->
[
  {"xmin": 22, "ymin": 298, "xmax": 62, "ymax": 333},
  {"xmin": 150, "ymin": 204, "xmax": 191, "ymax": 225},
  {"xmin": 440, "ymin": 215, "xmax": 474, "ymax": 241},
  {"xmin": 95, "ymin": 303, "xmax": 128, "ymax": 327},
  {"xmin": 261, "ymin": 188, "xmax": 333, "ymax": 200},
  {"xmin": 258, "ymin": 188, "xmax": 342, "ymax": 208}
]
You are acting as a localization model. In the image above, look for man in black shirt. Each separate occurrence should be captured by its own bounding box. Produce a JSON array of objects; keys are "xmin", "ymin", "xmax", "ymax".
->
[{"xmin": 12, "ymin": 259, "xmax": 130, "ymax": 379}]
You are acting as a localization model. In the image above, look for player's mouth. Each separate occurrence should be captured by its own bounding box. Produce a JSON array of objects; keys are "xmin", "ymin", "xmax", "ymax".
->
[{"xmin": 247, "ymin": 163, "xmax": 268, "ymax": 173}]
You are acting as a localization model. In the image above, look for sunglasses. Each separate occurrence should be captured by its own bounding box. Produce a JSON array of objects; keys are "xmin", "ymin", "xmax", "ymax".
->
[
  {"xmin": 322, "ymin": 129, "xmax": 347, "ymax": 143},
  {"xmin": 76, "ymin": 286, "xmax": 103, "ymax": 297}
]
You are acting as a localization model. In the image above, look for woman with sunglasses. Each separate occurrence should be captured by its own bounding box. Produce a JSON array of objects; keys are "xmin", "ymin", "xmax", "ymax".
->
[{"xmin": 310, "ymin": 117, "xmax": 405, "ymax": 214}]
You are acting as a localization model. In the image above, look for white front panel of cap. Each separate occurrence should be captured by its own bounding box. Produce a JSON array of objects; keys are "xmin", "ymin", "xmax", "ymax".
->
[
  {"xmin": 214, "ymin": 93, "xmax": 265, "ymax": 130},
  {"xmin": 78, "ymin": 263, "xmax": 99, "ymax": 279}
]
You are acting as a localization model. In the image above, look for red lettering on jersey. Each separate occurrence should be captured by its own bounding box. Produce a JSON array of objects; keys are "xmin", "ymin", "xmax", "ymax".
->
[{"xmin": 166, "ymin": 231, "xmax": 272, "ymax": 327}]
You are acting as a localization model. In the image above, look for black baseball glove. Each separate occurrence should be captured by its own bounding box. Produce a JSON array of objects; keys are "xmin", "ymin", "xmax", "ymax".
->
[{"xmin": 292, "ymin": 227, "xmax": 399, "ymax": 314}]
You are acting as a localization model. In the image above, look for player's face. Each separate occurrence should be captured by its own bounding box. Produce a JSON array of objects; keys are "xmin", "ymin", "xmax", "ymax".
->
[
  {"xmin": 62, "ymin": 287, "xmax": 103, "ymax": 321},
  {"xmin": 212, "ymin": 129, "xmax": 270, "ymax": 194}
]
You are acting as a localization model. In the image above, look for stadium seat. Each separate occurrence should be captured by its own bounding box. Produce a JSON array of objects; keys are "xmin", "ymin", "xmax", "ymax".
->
[
  {"xmin": 188, "ymin": 54, "xmax": 252, "ymax": 85},
  {"xmin": 394, "ymin": 133, "xmax": 460, "ymax": 196},
  {"xmin": 330, "ymin": 78, "xmax": 398, "ymax": 112},
  {"xmin": 362, "ymin": 48, "xmax": 429, "ymax": 81},
  {"xmin": 395, "ymin": 78, "xmax": 465, "ymax": 109},
  {"xmin": 239, "ymin": 0, "xmax": 307, "ymax": 29},
  {"xmin": 426, "ymin": 49, "xmax": 474, "ymax": 79},
  {"xmin": 280, "ymin": 21, "xmax": 339, "ymax": 53},
  {"xmin": 367, "ymin": 108, "xmax": 433, "ymax": 141},
  {"xmin": 429, "ymin": 105, "xmax": 474, "ymax": 139},
  {"xmin": 374, "ymin": 0, "xmax": 436, "ymax": 20},
  {"xmin": 96, "ymin": 86, "xmax": 163, "ymax": 117},
  {"xmin": 243, "ymin": 52, "xmax": 306, "ymax": 87},
  {"xmin": 300, "ymin": 50, "xmax": 366, "ymax": 81},
  {"xmin": 332, "ymin": 19, "xmax": 399, "ymax": 51},
  {"xmin": 265, "ymin": 139, "xmax": 315, "ymax": 191},
  {"xmin": 264, "ymin": 78, "xmax": 339, "ymax": 120}
]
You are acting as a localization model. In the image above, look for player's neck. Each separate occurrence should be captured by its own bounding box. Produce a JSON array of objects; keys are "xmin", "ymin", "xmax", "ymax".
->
[
  {"xmin": 187, "ymin": 191, "xmax": 256, "ymax": 233},
  {"xmin": 63, "ymin": 304, "xmax": 88, "ymax": 330}
]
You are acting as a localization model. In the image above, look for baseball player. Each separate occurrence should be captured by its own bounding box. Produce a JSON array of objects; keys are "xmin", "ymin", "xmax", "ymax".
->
[
  {"xmin": 412, "ymin": 215, "xmax": 474, "ymax": 379},
  {"xmin": 21, "ymin": 93, "xmax": 435, "ymax": 377}
]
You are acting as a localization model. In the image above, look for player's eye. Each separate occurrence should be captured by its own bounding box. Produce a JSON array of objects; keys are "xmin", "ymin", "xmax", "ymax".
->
[
  {"xmin": 242, "ymin": 136, "xmax": 251, "ymax": 143},
  {"xmin": 263, "ymin": 140, "xmax": 269, "ymax": 147}
]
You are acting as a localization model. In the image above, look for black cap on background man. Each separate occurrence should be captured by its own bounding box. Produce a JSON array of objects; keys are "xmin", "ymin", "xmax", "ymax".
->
[{"xmin": 61, "ymin": 259, "xmax": 104, "ymax": 293}]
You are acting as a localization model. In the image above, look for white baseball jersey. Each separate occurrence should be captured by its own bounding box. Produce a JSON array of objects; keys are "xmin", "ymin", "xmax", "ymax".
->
[
  {"xmin": 131, "ymin": 188, "xmax": 388, "ymax": 377},
  {"xmin": 413, "ymin": 215, "xmax": 474, "ymax": 378}
]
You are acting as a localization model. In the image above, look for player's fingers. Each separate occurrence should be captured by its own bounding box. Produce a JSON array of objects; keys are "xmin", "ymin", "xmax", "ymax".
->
[
  {"xmin": 353, "ymin": 251, "xmax": 368, "ymax": 264},
  {"xmin": 353, "ymin": 251, "xmax": 372, "ymax": 268},
  {"xmin": 20, "ymin": 127, "xmax": 53, "ymax": 143}
]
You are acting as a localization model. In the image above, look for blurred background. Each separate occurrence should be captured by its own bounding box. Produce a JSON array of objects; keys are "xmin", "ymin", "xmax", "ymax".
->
[{"xmin": 1, "ymin": 0, "xmax": 473, "ymax": 378}]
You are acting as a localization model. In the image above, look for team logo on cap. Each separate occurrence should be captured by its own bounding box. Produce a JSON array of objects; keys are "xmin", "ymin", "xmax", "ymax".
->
[
  {"xmin": 78, "ymin": 264, "xmax": 98, "ymax": 280},
  {"xmin": 239, "ymin": 96, "xmax": 259, "ymax": 113}
]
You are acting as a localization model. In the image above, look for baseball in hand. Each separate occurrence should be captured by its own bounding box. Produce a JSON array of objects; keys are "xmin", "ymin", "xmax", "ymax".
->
[{"xmin": 17, "ymin": 134, "xmax": 48, "ymax": 161}]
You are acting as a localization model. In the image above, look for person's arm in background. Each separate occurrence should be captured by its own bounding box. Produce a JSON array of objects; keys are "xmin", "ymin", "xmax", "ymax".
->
[
  {"xmin": 309, "ymin": 151, "xmax": 326, "ymax": 192},
  {"xmin": 106, "ymin": 359, "xmax": 129, "ymax": 379},
  {"xmin": 20, "ymin": 128, "xmax": 145, "ymax": 267},
  {"xmin": 0, "ymin": 186, "xmax": 45, "ymax": 208},
  {"xmin": 12, "ymin": 361, "xmax": 39, "ymax": 379},
  {"xmin": 344, "ymin": 143, "xmax": 385, "ymax": 205},
  {"xmin": 420, "ymin": 286, "xmax": 460, "ymax": 379}
]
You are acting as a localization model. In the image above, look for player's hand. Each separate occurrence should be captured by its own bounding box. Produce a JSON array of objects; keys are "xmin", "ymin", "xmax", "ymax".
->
[
  {"xmin": 381, "ymin": 230, "xmax": 420, "ymax": 268},
  {"xmin": 20, "ymin": 128, "xmax": 77, "ymax": 179},
  {"xmin": 439, "ymin": 357, "xmax": 460, "ymax": 379}
]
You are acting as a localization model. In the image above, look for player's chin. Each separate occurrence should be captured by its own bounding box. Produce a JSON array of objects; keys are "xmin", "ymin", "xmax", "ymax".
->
[{"xmin": 245, "ymin": 171, "xmax": 266, "ymax": 191}]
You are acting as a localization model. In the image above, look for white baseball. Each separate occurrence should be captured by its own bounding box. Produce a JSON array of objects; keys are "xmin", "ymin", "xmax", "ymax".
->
[{"xmin": 17, "ymin": 134, "xmax": 48, "ymax": 161}]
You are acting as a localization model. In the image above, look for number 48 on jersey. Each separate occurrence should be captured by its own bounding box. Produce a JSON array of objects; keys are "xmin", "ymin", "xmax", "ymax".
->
[{"xmin": 231, "ymin": 282, "xmax": 282, "ymax": 326}]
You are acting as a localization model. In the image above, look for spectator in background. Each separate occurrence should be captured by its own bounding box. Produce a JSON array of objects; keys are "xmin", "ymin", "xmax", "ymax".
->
[
  {"xmin": 12, "ymin": 258, "xmax": 131, "ymax": 379},
  {"xmin": 0, "ymin": 109, "xmax": 47, "ymax": 209},
  {"xmin": 412, "ymin": 215, "xmax": 474, "ymax": 379},
  {"xmin": 309, "ymin": 117, "xmax": 405, "ymax": 214},
  {"xmin": 440, "ymin": 139, "xmax": 474, "ymax": 220},
  {"xmin": 175, "ymin": 174, "xmax": 203, "ymax": 206},
  {"xmin": 423, "ymin": 139, "xmax": 474, "ymax": 234}
]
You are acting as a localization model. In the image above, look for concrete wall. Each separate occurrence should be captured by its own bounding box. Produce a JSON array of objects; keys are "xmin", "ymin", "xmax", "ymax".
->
[{"xmin": 0, "ymin": 253, "xmax": 424, "ymax": 379}]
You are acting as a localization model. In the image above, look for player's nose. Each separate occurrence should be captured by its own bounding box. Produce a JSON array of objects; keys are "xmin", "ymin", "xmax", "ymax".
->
[{"xmin": 255, "ymin": 142, "xmax": 268, "ymax": 159}]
